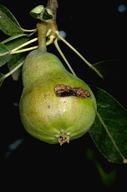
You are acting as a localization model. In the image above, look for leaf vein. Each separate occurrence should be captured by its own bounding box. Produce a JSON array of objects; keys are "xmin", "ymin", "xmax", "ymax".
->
[{"xmin": 97, "ymin": 112, "xmax": 127, "ymax": 163}]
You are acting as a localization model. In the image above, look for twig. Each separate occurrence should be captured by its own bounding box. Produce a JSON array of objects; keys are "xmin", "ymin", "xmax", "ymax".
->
[{"xmin": 46, "ymin": 0, "xmax": 58, "ymax": 20}]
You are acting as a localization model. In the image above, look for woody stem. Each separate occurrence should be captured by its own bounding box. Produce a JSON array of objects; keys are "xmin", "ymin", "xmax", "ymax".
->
[{"xmin": 37, "ymin": 22, "xmax": 47, "ymax": 51}]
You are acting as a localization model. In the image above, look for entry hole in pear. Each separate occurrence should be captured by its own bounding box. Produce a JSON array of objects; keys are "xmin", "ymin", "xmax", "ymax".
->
[{"xmin": 54, "ymin": 84, "xmax": 91, "ymax": 98}]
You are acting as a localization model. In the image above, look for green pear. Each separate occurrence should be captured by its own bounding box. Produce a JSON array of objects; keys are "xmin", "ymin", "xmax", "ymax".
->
[{"xmin": 19, "ymin": 48, "xmax": 97, "ymax": 144}]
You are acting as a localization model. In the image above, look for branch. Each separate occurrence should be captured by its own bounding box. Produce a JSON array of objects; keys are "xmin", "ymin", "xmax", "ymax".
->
[{"xmin": 46, "ymin": 0, "xmax": 58, "ymax": 20}]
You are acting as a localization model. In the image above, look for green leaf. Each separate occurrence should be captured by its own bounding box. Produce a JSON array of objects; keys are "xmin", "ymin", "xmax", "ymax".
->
[
  {"xmin": 3, "ymin": 36, "xmax": 30, "ymax": 51},
  {"xmin": 89, "ymin": 87, "xmax": 127, "ymax": 164},
  {"xmin": 0, "ymin": 36, "xmax": 29, "ymax": 67},
  {"xmin": 0, "ymin": 3, "xmax": 23, "ymax": 36},
  {"xmin": 1, "ymin": 34, "xmax": 28, "ymax": 44},
  {"xmin": 0, "ymin": 3, "xmax": 21, "ymax": 27},
  {"xmin": 8, "ymin": 53, "xmax": 26, "ymax": 80},
  {"xmin": 0, "ymin": 43, "xmax": 11, "ymax": 67},
  {"xmin": 0, "ymin": 34, "xmax": 30, "ymax": 69}
]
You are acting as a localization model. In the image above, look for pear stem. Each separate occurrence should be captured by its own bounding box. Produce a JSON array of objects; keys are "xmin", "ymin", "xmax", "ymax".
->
[{"xmin": 37, "ymin": 22, "xmax": 47, "ymax": 51}]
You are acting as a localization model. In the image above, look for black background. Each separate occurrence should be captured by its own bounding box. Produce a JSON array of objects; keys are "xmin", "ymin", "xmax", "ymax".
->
[{"xmin": 0, "ymin": 0, "xmax": 127, "ymax": 191}]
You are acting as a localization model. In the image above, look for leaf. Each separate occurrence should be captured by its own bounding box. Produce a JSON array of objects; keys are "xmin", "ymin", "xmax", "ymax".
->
[
  {"xmin": 1, "ymin": 34, "xmax": 28, "ymax": 44},
  {"xmin": 3, "ymin": 36, "xmax": 30, "ymax": 51},
  {"xmin": 0, "ymin": 3, "xmax": 21, "ymax": 27},
  {"xmin": 8, "ymin": 53, "xmax": 26, "ymax": 69},
  {"xmin": 0, "ymin": 35, "xmax": 30, "ymax": 68},
  {"xmin": 0, "ymin": 3, "xmax": 23, "ymax": 36},
  {"xmin": 89, "ymin": 87, "xmax": 127, "ymax": 164},
  {"xmin": 7, "ymin": 53, "xmax": 26, "ymax": 80},
  {"xmin": 0, "ymin": 43, "xmax": 11, "ymax": 67},
  {"xmin": 0, "ymin": 35, "xmax": 29, "ymax": 67}
]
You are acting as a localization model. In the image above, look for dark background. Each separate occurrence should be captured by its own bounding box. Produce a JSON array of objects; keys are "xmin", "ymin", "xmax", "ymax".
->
[{"xmin": 0, "ymin": 0, "xmax": 127, "ymax": 191}]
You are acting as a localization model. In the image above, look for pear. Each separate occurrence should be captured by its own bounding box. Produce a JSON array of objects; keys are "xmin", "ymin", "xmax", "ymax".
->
[{"xmin": 19, "ymin": 48, "xmax": 97, "ymax": 145}]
